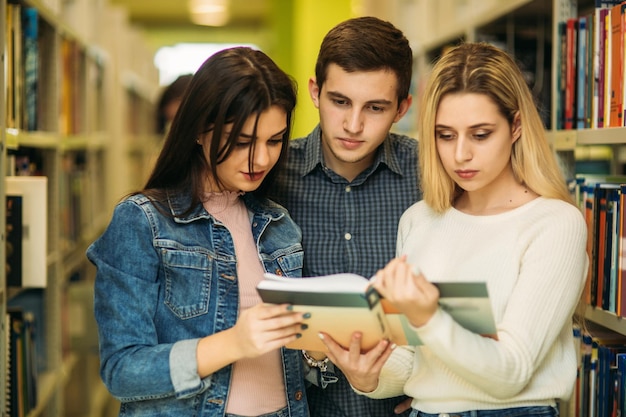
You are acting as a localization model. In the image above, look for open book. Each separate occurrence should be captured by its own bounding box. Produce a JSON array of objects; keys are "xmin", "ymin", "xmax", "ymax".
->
[{"xmin": 257, "ymin": 272, "xmax": 497, "ymax": 352}]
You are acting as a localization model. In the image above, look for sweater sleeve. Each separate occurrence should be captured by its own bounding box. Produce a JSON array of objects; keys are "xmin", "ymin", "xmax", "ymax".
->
[{"xmin": 352, "ymin": 345, "xmax": 415, "ymax": 399}]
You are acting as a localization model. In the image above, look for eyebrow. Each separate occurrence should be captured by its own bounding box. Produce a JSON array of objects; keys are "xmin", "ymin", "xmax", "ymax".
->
[
  {"xmin": 237, "ymin": 127, "xmax": 288, "ymax": 139},
  {"xmin": 435, "ymin": 123, "xmax": 496, "ymax": 129},
  {"xmin": 326, "ymin": 91, "xmax": 394, "ymax": 106}
]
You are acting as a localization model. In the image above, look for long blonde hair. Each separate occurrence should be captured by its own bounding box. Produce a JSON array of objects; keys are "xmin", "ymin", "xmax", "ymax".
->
[{"xmin": 419, "ymin": 42, "xmax": 573, "ymax": 213}]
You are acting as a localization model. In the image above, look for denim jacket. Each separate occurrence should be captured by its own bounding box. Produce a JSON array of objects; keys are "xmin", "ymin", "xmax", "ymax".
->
[{"xmin": 86, "ymin": 189, "xmax": 309, "ymax": 417}]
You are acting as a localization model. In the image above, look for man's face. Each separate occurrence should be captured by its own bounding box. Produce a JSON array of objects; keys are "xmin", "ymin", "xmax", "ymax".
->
[{"xmin": 310, "ymin": 63, "xmax": 410, "ymax": 181}]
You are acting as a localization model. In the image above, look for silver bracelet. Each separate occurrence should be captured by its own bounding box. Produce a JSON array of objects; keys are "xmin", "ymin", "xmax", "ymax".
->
[{"xmin": 302, "ymin": 350, "xmax": 329, "ymax": 372}]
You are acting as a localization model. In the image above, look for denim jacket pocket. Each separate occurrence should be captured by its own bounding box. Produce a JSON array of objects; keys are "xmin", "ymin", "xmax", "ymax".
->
[
  {"xmin": 161, "ymin": 246, "xmax": 212, "ymax": 319},
  {"xmin": 272, "ymin": 248, "xmax": 304, "ymax": 276}
]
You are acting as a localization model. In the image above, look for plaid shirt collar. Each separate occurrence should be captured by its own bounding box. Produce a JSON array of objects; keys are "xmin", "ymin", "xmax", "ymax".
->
[{"xmin": 300, "ymin": 124, "xmax": 405, "ymax": 178}]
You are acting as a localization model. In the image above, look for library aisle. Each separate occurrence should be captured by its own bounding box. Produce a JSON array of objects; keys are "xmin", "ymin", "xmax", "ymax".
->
[{"xmin": 4, "ymin": 0, "xmax": 626, "ymax": 416}]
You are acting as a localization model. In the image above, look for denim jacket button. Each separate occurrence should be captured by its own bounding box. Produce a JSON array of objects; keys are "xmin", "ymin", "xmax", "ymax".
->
[
  {"xmin": 274, "ymin": 269, "xmax": 283, "ymax": 275},
  {"xmin": 294, "ymin": 390, "xmax": 303, "ymax": 401}
]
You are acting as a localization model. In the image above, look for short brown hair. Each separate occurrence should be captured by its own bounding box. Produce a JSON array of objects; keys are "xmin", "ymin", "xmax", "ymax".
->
[{"xmin": 314, "ymin": 16, "xmax": 413, "ymax": 105}]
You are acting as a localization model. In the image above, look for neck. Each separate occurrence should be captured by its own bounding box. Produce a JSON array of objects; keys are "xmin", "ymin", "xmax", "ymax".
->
[
  {"xmin": 320, "ymin": 143, "xmax": 375, "ymax": 183},
  {"xmin": 455, "ymin": 177, "xmax": 537, "ymax": 216}
]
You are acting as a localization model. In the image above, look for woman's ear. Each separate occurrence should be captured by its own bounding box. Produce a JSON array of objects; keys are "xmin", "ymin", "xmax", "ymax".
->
[{"xmin": 512, "ymin": 113, "xmax": 522, "ymax": 143}]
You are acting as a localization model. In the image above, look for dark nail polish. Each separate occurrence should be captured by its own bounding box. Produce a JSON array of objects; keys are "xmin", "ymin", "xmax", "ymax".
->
[
  {"xmin": 301, "ymin": 324, "xmax": 309, "ymax": 330},
  {"xmin": 296, "ymin": 333, "xmax": 302, "ymax": 338},
  {"xmin": 286, "ymin": 305, "xmax": 294, "ymax": 311},
  {"xmin": 303, "ymin": 312, "xmax": 311, "ymax": 319}
]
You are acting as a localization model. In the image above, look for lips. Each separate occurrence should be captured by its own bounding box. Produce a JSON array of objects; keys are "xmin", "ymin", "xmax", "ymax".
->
[
  {"xmin": 338, "ymin": 137, "xmax": 363, "ymax": 150},
  {"xmin": 244, "ymin": 172, "xmax": 265, "ymax": 181},
  {"xmin": 455, "ymin": 170, "xmax": 477, "ymax": 179}
]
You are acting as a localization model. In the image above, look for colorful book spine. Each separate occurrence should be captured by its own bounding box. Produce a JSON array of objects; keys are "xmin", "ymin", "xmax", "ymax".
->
[
  {"xmin": 21, "ymin": 7, "xmax": 38, "ymax": 132},
  {"xmin": 598, "ymin": 8, "xmax": 610, "ymax": 128},
  {"xmin": 609, "ymin": 2, "xmax": 625, "ymax": 127},
  {"xmin": 565, "ymin": 18, "xmax": 579, "ymax": 130},
  {"xmin": 577, "ymin": 15, "xmax": 589, "ymax": 129},
  {"xmin": 618, "ymin": 184, "xmax": 626, "ymax": 316}
]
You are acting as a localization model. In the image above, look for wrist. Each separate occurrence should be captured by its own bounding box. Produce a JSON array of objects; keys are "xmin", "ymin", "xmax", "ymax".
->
[
  {"xmin": 304, "ymin": 350, "xmax": 327, "ymax": 361},
  {"xmin": 302, "ymin": 350, "xmax": 329, "ymax": 371}
]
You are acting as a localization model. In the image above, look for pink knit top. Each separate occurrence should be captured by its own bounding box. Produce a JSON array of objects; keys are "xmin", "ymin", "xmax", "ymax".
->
[{"xmin": 203, "ymin": 192, "xmax": 286, "ymax": 415}]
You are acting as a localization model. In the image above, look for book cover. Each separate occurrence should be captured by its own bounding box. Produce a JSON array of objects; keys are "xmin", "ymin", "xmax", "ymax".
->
[
  {"xmin": 619, "ymin": 184, "xmax": 626, "ymax": 317},
  {"xmin": 257, "ymin": 273, "xmax": 497, "ymax": 352},
  {"xmin": 597, "ymin": 8, "xmax": 610, "ymax": 128},
  {"xmin": 609, "ymin": 187, "xmax": 621, "ymax": 313},
  {"xmin": 601, "ymin": 185, "xmax": 619, "ymax": 311},
  {"xmin": 609, "ymin": 2, "xmax": 625, "ymax": 127},
  {"xmin": 580, "ymin": 334, "xmax": 593, "ymax": 415},
  {"xmin": 586, "ymin": 13, "xmax": 595, "ymax": 129},
  {"xmin": 557, "ymin": 21, "xmax": 567, "ymax": 130},
  {"xmin": 585, "ymin": 184, "xmax": 596, "ymax": 305},
  {"xmin": 7, "ymin": 308, "xmax": 24, "ymax": 417},
  {"xmin": 577, "ymin": 15, "xmax": 589, "ymax": 129},
  {"xmin": 617, "ymin": 352, "xmax": 626, "ymax": 415},
  {"xmin": 605, "ymin": 9, "xmax": 613, "ymax": 127},
  {"xmin": 6, "ymin": 195, "xmax": 23, "ymax": 287},
  {"xmin": 21, "ymin": 7, "xmax": 38, "ymax": 132},
  {"xmin": 565, "ymin": 17, "xmax": 579, "ymax": 130},
  {"xmin": 6, "ymin": 176, "xmax": 47, "ymax": 288},
  {"xmin": 11, "ymin": 3, "xmax": 22, "ymax": 130},
  {"xmin": 597, "ymin": 188, "xmax": 608, "ymax": 308}
]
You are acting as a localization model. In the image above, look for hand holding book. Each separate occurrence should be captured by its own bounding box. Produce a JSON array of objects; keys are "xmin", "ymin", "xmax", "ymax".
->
[
  {"xmin": 257, "ymin": 266, "xmax": 497, "ymax": 352},
  {"xmin": 371, "ymin": 256, "xmax": 440, "ymax": 328}
]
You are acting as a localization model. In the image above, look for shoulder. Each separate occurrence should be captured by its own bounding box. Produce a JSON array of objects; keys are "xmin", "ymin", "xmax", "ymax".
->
[
  {"xmin": 529, "ymin": 198, "xmax": 586, "ymax": 231},
  {"xmin": 245, "ymin": 194, "xmax": 291, "ymax": 218},
  {"xmin": 398, "ymin": 201, "xmax": 433, "ymax": 227},
  {"xmin": 388, "ymin": 133, "xmax": 418, "ymax": 153},
  {"xmin": 532, "ymin": 198, "xmax": 584, "ymax": 222},
  {"xmin": 116, "ymin": 193, "xmax": 152, "ymax": 213},
  {"xmin": 288, "ymin": 136, "xmax": 309, "ymax": 152}
]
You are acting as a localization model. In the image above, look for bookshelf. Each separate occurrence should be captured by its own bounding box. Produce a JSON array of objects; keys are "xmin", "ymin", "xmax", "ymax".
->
[{"xmin": 1, "ymin": 0, "xmax": 160, "ymax": 415}]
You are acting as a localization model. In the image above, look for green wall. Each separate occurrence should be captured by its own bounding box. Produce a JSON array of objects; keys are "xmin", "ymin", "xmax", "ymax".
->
[{"xmin": 141, "ymin": 0, "xmax": 355, "ymax": 138}]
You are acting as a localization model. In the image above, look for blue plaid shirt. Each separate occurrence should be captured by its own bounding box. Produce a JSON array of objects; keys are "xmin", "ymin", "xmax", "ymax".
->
[{"xmin": 271, "ymin": 125, "xmax": 421, "ymax": 417}]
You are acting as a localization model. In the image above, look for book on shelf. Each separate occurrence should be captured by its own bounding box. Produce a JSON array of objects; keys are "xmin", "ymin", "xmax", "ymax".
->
[
  {"xmin": 577, "ymin": 14, "xmax": 590, "ymax": 129},
  {"xmin": 619, "ymin": 183, "xmax": 626, "ymax": 316},
  {"xmin": 564, "ymin": 17, "xmax": 578, "ymax": 130},
  {"xmin": 257, "ymin": 272, "xmax": 497, "ymax": 352},
  {"xmin": 21, "ymin": 6, "xmax": 38, "ymax": 132},
  {"xmin": 5, "ymin": 176, "xmax": 47, "ymax": 288},
  {"xmin": 573, "ymin": 326, "xmax": 626, "ymax": 416},
  {"xmin": 6, "ymin": 195, "xmax": 23, "ymax": 288},
  {"xmin": 608, "ymin": 2, "xmax": 625, "ymax": 127},
  {"xmin": 575, "ymin": 176, "xmax": 626, "ymax": 317},
  {"xmin": 6, "ymin": 307, "xmax": 38, "ymax": 417}
]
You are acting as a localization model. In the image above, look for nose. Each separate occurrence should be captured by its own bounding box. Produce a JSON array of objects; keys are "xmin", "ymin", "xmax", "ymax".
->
[
  {"xmin": 252, "ymin": 143, "xmax": 271, "ymax": 170},
  {"xmin": 343, "ymin": 108, "xmax": 364, "ymax": 134},
  {"xmin": 455, "ymin": 137, "xmax": 472, "ymax": 162}
]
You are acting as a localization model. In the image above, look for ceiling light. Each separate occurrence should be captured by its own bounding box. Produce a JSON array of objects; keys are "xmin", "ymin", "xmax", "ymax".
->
[{"xmin": 188, "ymin": 0, "xmax": 230, "ymax": 26}]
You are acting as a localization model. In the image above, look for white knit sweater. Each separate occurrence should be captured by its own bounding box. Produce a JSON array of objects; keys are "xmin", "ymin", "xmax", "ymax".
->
[{"xmin": 361, "ymin": 197, "xmax": 588, "ymax": 413}]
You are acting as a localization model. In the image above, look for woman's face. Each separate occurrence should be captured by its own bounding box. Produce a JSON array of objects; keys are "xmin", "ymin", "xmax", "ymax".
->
[
  {"xmin": 199, "ymin": 105, "xmax": 287, "ymax": 193},
  {"xmin": 434, "ymin": 92, "xmax": 519, "ymax": 195}
]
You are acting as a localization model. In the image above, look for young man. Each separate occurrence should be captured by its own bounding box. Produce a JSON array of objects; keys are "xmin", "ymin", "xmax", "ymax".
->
[{"xmin": 271, "ymin": 16, "xmax": 420, "ymax": 417}]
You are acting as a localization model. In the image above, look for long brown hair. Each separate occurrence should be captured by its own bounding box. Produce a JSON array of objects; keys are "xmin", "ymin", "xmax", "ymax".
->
[{"xmin": 143, "ymin": 47, "xmax": 297, "ymax": 214}]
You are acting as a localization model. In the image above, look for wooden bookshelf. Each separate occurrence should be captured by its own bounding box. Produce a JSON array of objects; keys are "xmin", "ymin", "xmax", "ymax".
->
[{"xmin": 1, "ymin": 0, "xmax": 159, "ymax": 415}]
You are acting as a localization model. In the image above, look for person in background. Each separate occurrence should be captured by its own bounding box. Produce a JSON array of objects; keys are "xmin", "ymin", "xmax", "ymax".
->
[
  {"xmin": 321, "ymin": 42, "xmax": 588, "ymax": 417},
  {"xmin": 87, "ymin": 47, "xmax": 311, "ymax": 417},
  {"xmin": 156, "ymin": 73, "xmax": 193, "ymax": 135},
  {"xmin": 270, "ymin": 16, "xmax": 418, "ymax": 417}
]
